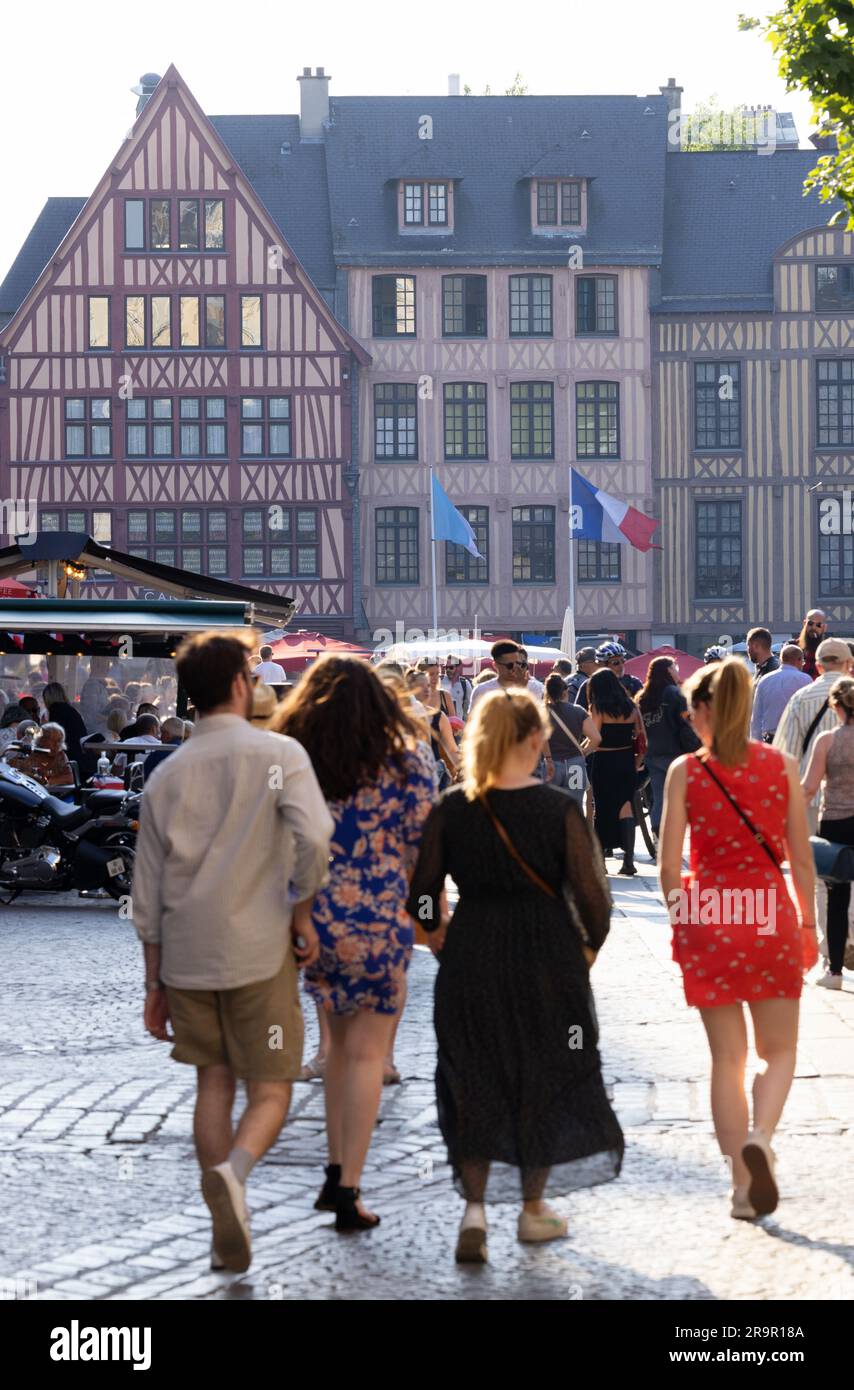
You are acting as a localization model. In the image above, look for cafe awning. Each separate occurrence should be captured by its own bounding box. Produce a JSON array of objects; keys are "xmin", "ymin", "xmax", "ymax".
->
[
  {"xmin": 0, "ymin": 598, "xmax": 265, "ymax": 657},
  {"xmin": 0, "ymin": 533, "xmax": 295, "ymax": 628}
]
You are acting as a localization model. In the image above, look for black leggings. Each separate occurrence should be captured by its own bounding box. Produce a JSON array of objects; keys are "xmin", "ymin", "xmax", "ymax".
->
[{"xmin": 819, "ymin": 815, "xmax": 854, "ymax": 974}]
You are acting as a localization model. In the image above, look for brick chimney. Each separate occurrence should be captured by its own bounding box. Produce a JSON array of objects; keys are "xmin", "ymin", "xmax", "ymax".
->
[
  {"xmin": 659, "ymin": 77, "xmax": 683, "ymax": 151},
  {"xmin": 298, "ymin": 67, "xmax": 331, "ymax": 141}
]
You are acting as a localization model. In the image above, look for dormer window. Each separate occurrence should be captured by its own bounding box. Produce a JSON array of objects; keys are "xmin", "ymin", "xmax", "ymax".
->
[
  {"xmin": 399, "ymin": 181, "xmax": 453, "ymax": 233},
  {"xmin": 532, "ymin": 179, "xmax": 585, "ymax": 232}
]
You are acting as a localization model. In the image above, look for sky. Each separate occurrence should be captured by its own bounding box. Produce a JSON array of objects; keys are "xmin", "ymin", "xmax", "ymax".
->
[{"xmin": 0, "ymin": 0, "xmax": 820, "ymax": 283}]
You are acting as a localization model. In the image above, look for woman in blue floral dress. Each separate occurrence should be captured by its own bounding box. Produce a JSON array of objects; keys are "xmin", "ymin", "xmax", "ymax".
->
[{"xmin": 272, "ymin": 657, "xmax": 435, "ymax": 1231}]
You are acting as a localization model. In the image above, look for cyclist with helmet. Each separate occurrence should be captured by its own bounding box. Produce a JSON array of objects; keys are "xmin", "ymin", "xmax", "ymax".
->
[
  {"xmin": 704, "ymin": 645, "xmax": 728, "ymax": 665},
  {"xmin": 574, "ymin": 642, "xmax": 642, "ymax": 711}
]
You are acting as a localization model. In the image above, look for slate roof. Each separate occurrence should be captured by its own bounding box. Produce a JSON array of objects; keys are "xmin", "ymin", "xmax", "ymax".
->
[
  {"xmin": 0, "ymin": 97, "xmax": 844, "ymax": 326},
  {"xmin": 0, "ymin": 197, "xmax": 85, "ymax": 327},
  {"xmin": 657, "ymin": 150, "xmax": 840, "ymax": 312},
  {"xmin": 209, "ymin": 115, "xmax": 336, "ymax": 291},
  {"xmin": 324, "ymin": 95, "xmax": 669, "ymax": 267}
]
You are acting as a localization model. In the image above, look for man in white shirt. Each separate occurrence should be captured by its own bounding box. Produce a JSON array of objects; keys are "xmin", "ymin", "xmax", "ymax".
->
[
  {"xmin": 253, "ymin": 644, "xmax": 287, "ymax": 684},
  {"xmin": 134, "ymin": 631, "xmax": 333, "ymax": 1273},
  {"xmin": 441, "ymin": 656, "xmax": 473, "ymax": 719},
  {"xmin": 750, "ymin": 644, "xmax": 811, "ymax": 742},
  {"xmin": 468, "ymin": 641, "xmax": 545, "ymax": 713}
]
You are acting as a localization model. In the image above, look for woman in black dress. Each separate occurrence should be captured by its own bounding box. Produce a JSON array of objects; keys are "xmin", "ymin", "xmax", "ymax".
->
[
  {"xmin": 406, "ymin": 688, "xmax": 623, "ymax": 1264},
  {"xmin": 587, "ymin": 668, "xmax": 645, "ymax": 875}
]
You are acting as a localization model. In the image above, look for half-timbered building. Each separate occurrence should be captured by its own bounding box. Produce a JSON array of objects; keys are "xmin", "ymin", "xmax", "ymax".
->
[
  {"xmin": 0, "ymin": 67, "xmax": 368, "ymax": 635},
  {"xmin": 653, "ymin": 149, "xmax": 853, "ymax": 653}
]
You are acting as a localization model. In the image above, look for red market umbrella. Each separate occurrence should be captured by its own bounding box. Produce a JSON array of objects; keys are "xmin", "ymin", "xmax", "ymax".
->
[
  {"xmin": 0, "ymin": 577, "xmax": 38, "ymax": 597},
  {"xmin": 267, "ymin": 631, "xmax": 372, "ymax": 673},
  {"xmin": 623, "ymin": 645, "xmax": 703, "ymax": 684}
]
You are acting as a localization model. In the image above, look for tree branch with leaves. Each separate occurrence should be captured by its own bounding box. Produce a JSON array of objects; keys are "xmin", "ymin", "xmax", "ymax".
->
[{"xmin": 740, "ymin": 2, "xmax": 854, "ymax": 226}]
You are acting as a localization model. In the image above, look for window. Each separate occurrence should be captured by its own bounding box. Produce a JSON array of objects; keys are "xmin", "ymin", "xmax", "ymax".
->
[
  {"xmin": 240, "ymin": 295, "xmax": 262, "ymax": 349},
  {"xmin": 152, "ymin": 296, "xmax": 171, "ymax": 349},
  {"xmin": 442, "ymin": 275, "xmax": 487, "ymax": 337},
  {"xmin": 374, "ymin": 384, "xmax": 417, "ymax": 460},
  {"xmin": 576, "ymin": 276, "xmax": 618, "ymax": 335},
  {"xmin": 205, "ymin": 296, "xmax": 225, "ymax": 349},
  {"xmin": 241, "ymin": 508, "xmax": 317, "ymax": 578},
  {"xmin": 127, "ymin": 510, "xmax": 229, "ymax": 575},
  {"xmin": 40, "ymin": 509, "xmax": 112, "ymax": 551},
  {"xmin": 576, "ymin": 381, "xmax": 620, "ymax": 458},
  {"xmin": 204, "ymin": 200, "xmax": 225, "ymax": 250},
  {"xmin": 509, "ymin": 275, "xmax": 552, "ymax": 336},
  {"xmin": 512, "ymin": 505, "xmax": 555, "ymax": 583},
  {"xmin": 444, "ymin": 382, "xmax": 487, "ymax": 459},
  {"xmin": 815, "ymin": 265, "xmax": 854, "ymax": 312},
  {"xmin": 696, "ymin": 500, "xmax": 742, "ymax": 598},
  {"xmin": 178, "ymin": 398, "xmax": 227, "ymax": 457},
  {"xmin": 240, "ymin": 397, "xmax": 291, "ymax": 456},
  {"xmin": 124, "ymin": 200, "xmax": 145, "ymax": 251},
  {"xmin": 149, "ymin": 199, "xmax": 170, "ymax": 250},
  {"xmin": 577, "ymin": 541, "xmax": 621, "ymax": 584},
  {"xmin": 125, "ymin": 296, "xmax": 146, "ymax": 349},
  {"xmin": 818, "ymin": 500, "xmax": 854, "ymax": 597},
  {"xmin": 511, "ymin": 382, "xmax": 554, "ymax": 458},
  {"xmin": 179, "ymin": 200, "xmax": 199, "ymax": 251},
  {"xmin": 64, "ymin": 398, "xmax": 111, "ymax": 458},
  {"xmin": 180, "ymin": 296, "xmax": 200, "ymax": 348},
  {"xmin": 126, "ymin": 398, "xmax": 173, "ymax": 457},
  {"xmin": 88, "ymin": 297, "xmax": 110, "ymax": 349},
  {"xmin": 372, "ymin": 276, "xmax": 416, "ymax": 337},
  {"xmin": 817, "ymin": 359, "xmax": 854, "ymax": 447},
  {"xmin": 694, "ymin": 361, "xmax": 741, "ymax": 449},
  {"xmin": 446, "ymin": 505, "xmax": 488, "ymax": 585},
  {"xmin": 401, "ymin": 181, "xmax": 449, "ymax": 226},
  {"xmin": 535, "ymin": 180, "xmax": 581, "ymax": 226},
  {"xmin": 375, "ymin": 507, "xmax": 419, "ymax": 584}
]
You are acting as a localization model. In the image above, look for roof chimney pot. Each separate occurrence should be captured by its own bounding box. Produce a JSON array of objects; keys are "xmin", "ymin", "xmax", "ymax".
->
[{"xmin": 297, "ymin": 66, "xmax": 332, "ymax": 141}]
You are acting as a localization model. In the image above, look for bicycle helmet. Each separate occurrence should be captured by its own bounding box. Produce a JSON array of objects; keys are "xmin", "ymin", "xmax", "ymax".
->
[
  {"xmin": 703, "ymin": 644, "xmax": 728, "ymax": 664},
  {"xmin": 594, "ymin": 640, "xmax": 627, "ymax": 662}
]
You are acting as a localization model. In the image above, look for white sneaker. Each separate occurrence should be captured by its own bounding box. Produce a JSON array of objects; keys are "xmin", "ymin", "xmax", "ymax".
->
[
  {"xmin": 201, "ymin": 1162, "xmax": 251, "ymax": 1273},
  {"xmin": 816, "ymin": 971, "xmax": 843, "ymax": 991}
]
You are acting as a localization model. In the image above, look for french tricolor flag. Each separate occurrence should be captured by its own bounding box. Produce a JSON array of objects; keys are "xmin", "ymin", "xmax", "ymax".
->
[{"xmin": 570, "ymin": 468, "xmax": 661, "ymax": 553}]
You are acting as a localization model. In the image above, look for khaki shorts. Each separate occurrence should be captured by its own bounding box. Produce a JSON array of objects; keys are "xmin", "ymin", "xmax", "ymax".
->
[{"xmin": 166, "ymin": 953, "xmax": 303, "ymax": 1082}]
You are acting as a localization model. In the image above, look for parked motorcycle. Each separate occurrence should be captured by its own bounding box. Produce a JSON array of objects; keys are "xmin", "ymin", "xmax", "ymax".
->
[{"xmin": 0, "ymin": 763, "xmax": 139, "ymax": 903}]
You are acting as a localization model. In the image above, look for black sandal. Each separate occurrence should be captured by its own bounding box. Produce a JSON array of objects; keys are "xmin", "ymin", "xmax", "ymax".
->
[
  {"xmin": 335, "ymin": 1186, "xmax": 380, "ymax": 1232},
  {"xmin": 314, "ymin": 1163, "xmax": 341, "ymax": 1212}
]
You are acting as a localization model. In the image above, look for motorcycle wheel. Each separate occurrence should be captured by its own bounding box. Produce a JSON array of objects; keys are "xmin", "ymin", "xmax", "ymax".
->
[{"xmin": 101, "ymin": 834, "xmax": 136, "ymax": 901}]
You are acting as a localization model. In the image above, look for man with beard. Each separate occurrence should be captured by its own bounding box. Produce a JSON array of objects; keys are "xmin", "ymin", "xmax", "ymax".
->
[{"xmin": 797, "ymin": 609, "xmax": 828, "ymax": 680}]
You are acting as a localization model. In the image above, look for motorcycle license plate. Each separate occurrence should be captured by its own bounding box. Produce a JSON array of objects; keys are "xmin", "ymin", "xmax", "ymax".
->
[{"xmin": 106, "ymin": 857, "xmax": 125, "ymax": 878}]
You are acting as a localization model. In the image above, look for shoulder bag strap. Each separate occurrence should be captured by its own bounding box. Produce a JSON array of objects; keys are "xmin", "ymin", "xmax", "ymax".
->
[
  {"xmin": 479, "ymin": 794, "xmax": 557, "ymax": 898},
  {"xmin": 692, "ymin": 753, "xmax": 782, "ymax": 872},
  {"xmin": 548, "ymin": 707, "xmax": 587, "ymax": 759},
  {"xmin": 801, "ymin": 699, "xmax": 830, "ymax": 757}
]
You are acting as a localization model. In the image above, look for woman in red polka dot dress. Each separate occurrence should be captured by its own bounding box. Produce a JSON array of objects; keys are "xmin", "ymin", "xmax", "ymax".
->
[{"xmin": 659, "ymin": 660, "xmax": 818, "ymax": 1223}]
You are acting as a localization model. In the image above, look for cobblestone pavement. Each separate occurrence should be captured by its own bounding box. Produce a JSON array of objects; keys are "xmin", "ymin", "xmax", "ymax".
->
[{"xmin": 1, "ymin": 854, "xmax": 853, "ymax": 1302}]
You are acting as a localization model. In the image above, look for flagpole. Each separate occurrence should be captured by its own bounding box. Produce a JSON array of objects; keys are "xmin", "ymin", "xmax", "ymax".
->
[
  {"xmin": 429, "ymin": 461, "xmax": 438, "ymax": 639},
  {"xmin": 566, "ymin": 466, "xmax": 577, "ymax": 660}
]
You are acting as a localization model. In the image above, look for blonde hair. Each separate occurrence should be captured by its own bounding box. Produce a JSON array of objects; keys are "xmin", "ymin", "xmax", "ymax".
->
[
  {"xmin": 461, "ymin": 688, "xmax": 548, "ymax": 800},
  {"xmin": 829, "ymin": 676, "xmax": 854, "ymax": 721},
  {"xmin": 39, "ymin": 721, "xmax": 66, "ymax": 748},
  {"xmin": 106, "ymin": 708, "xmax": 125, "ymax": 737},
  {"xmin": 683, "ymin": 658, "xmax": 751, "ymax": 766}
]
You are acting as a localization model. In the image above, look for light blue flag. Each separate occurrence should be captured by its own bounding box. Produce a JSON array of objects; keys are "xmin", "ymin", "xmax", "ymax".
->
[{"xmin": 431, "ymin": 474, "xmax": 485, "ymax": 559}]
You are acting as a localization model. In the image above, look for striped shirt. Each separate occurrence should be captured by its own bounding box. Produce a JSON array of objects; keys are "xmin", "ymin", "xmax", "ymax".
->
[{"xmin": 773, "ymin": 671, "xmax": 843, "ymax": 808}]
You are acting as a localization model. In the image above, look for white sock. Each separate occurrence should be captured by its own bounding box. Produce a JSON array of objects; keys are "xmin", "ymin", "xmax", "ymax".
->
[{"xmin": 461, "ymin": 1202, "xmax": 486, "ymax": 1230}]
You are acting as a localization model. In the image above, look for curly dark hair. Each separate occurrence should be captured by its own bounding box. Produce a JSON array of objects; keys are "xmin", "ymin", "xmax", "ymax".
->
[{"xmin": 270, "ymin": 655, "xmax": 417, "ymax": 800}]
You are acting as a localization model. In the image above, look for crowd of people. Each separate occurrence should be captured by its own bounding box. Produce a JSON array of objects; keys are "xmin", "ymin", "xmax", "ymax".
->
[
  {"xmin": 117, "ymin": 610, "xmax": 851, "ymax": 1274},
  {"xmin": 0, "ymin": 665, "xmax": 192, "ymax": 791}
]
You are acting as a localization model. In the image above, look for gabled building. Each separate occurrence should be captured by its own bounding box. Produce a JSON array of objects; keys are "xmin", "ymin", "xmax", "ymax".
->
[
  {"xmin": 0, "ymin": 66, "xmax": 369, "ymax": 634},
  {"xmin": 2, "ymin": 68, "xmax": 850, "ymax": 651}
]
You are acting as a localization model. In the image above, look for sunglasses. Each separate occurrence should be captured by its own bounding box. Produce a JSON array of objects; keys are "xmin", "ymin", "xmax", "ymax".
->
[
  {"xmin": 607, "ymin": 658, "xmax": 624, "ymax": 667},
  {"xmin": 498, "ymin": 660, "xmax": 528, "ymax": 670}
]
